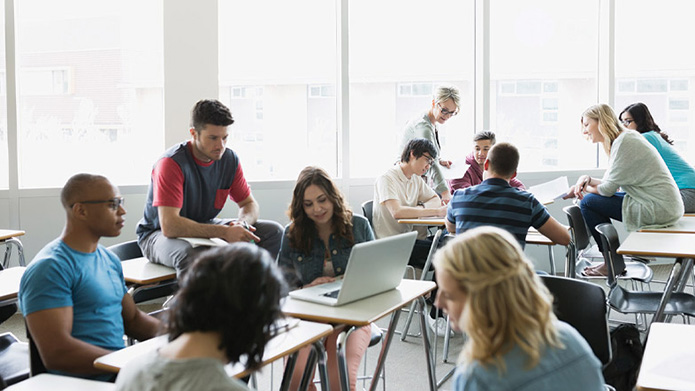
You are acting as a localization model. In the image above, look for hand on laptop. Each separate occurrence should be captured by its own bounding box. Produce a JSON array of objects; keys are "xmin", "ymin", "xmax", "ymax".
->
[{"xmin": 305, "ymin": 276, "xmax": 336, "ymax": 288}]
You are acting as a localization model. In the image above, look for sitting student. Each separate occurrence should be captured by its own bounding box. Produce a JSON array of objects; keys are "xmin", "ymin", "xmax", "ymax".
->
[
  {"xmin": 448, "ymin": 131, "xmax": 525, "ymax": 193},
  {"xmin": 115, "ymin": 243, "xmax": 286, "ymax": 391},
  {"xmin": 277, "ymin": 166, "xmax": 372, "ymax": 391},
  {"xmin": 434, "ymin": 226, "xmax": 605, "ymax": 390},
  {"xmin": 19, "ymin": 173, "xmax": 159, "ymax": 380},
  {"xmin": 446, "ymin": 142, "xmax": 569, "ymax": 248}
]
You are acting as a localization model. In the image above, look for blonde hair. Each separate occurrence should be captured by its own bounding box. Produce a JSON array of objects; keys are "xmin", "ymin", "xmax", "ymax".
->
[
  {"xmin": 433, "ymin": 226, "xmax": 561, "ymax": 372},
  {"xmin": 581, "ymin": 103, "xmax": 624, "ymax": 155},
  {"xmin": 434, "ymin": 85, "xmax": 461, "ymax": 109}
]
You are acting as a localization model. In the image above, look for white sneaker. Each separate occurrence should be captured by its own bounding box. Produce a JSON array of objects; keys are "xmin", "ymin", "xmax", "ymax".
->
[{"xmin": 427, "ymin": 316, "xmax": 454, "ymax": 337}]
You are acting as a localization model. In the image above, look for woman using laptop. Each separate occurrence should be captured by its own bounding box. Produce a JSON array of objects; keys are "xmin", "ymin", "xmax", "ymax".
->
[
  {"xmin": 278, "ymin": 166, "xmax": 374, "ymax": 391},
  {"xmin": 433, "ymin": 226, "xmax": 605, "ymax": 390}
]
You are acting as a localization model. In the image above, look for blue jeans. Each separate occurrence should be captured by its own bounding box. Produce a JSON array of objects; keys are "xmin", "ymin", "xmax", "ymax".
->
[{"xmin": 580, "ymin": 192, "xmax": 624, "ymax": 252}]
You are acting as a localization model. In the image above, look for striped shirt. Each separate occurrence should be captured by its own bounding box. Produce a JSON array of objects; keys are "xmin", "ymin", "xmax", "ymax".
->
[{"xmin": 446, "ymin": 178, "xmax": 550, "ymax": 248}]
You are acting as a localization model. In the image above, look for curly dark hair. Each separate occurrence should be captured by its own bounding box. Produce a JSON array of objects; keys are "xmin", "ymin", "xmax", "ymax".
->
[
  {"xmin": 287, "ymin": 166, "xmax": 354, "ymax": 255},
  {"xmin": 620, "ymin": 102, "xmax": 673, "ymax": 145},
  {"xmin": 190, "ymin": 99, "xmax": 235, "ymax": 132},
  {"xmin": 163, "ymin": 243, "xmax": 287, "ymax": 370}
]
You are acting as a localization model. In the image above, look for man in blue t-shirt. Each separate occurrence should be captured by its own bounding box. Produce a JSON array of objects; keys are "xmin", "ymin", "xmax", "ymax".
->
[
  {"xmin": 19, "ymin": 174, "xmax": 160, "ymax": 380},
  {"xmin": 446, "ymin": 142, "xmax": 569, "ymax": 249}
]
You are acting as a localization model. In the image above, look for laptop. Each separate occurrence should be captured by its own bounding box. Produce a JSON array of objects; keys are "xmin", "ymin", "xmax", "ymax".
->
[{"xmin": 288, "ymin": 231, "xmax": 417, "ymax": 306}]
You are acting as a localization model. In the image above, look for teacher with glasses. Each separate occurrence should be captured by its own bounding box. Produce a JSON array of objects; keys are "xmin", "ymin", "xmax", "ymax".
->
[{"xmin": 400, "ymin": 84, "xmax": 461, "ymax": 205}]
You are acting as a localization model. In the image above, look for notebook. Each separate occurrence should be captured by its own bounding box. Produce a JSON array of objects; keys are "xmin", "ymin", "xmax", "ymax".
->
[{"xmin": 288, "ymin": 231, "xmax": 417, "ymax": 306}]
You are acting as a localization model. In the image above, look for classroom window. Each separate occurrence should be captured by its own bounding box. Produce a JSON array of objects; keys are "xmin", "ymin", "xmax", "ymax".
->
[
  {"xmin": 349, "ymin": 0, "xmax": 474, "ymax": 178},
  {"xmin": 218, "ymin": 0, "xmax": 337, "ymax": 180},
  {"xmin": 490, "ymin": 0, "xmax": 599, "ymax": 171},
  {"xmin": 15, "ymin": 0, "xmax": 164, "ymax": 189},
  {"xmin": 0, "ymin": 6, "xmax": 7, "ymax": 190},
  {"xmin": 615, "ymin": 0, "xmax": 695, "ymax": 164}
]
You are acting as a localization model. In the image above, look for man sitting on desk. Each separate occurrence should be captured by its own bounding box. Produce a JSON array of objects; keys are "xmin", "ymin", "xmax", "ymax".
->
[
  {"xmin": 19, "ymin": 173, "xmax": 160, "ymax": 380},
  {"xmin": 446, "ymin": 142, "xmax": 570, "ymax": 248},
  {"xmin": 136, "ymin": 99, "xmax": 283, "ymax": 274}
]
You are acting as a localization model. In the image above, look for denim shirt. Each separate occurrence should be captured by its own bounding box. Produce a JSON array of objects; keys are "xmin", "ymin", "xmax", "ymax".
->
[{"xmin": 277, "ymin": 214, "xmax": 374, "ymax": 288}]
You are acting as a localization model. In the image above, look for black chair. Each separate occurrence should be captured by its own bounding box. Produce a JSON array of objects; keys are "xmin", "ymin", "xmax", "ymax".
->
[
  {"xmin": 563, "ymin": 205, "xmax": 653, "ymax": 289},
  {"xmin": 107, "ymin": 240, "xmax": 178, "ymax": 304},
  {"xmin": 0, "ymin": 332, "xmax": 30, "ymax": 387},
  {"xmin": 595, "ymin": 223, "xmax": 695, "ymax": 329},
  {"xmin": 361, "ymin": 200, "xmax": 374, "ymax": 228},
  {"xmin": 540, "ymin": 275, "xmax": 611, "ymax": 367}
]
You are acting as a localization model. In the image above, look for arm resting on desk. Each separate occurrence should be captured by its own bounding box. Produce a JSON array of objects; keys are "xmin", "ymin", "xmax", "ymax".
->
[
  {"xmin": 121, "ymin": 294, "xmax": 160, "ymax": 342},
  {"xmin": 537, "ymin": 217, "xmax": 571, "ymax": 246},
  {"xmin": 158, "ymin": 205, "xmax": 259, "ymax": 243},
  {"xmin": 383, "ymin": 197, "xmax": 446, "ymax": 220}
]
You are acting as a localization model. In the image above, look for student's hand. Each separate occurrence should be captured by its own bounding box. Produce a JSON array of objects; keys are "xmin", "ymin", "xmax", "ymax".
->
[
  {"xmin": 305, "ymin": 276, "xmax": 335, "ymax": 288},
  {"xmin": 440, "ymin": 191, "xmax": 451, "ymax": 206},
  {"xmin": 562, "ymin": 185, "xmax": 578, "ymax": 200},
  {"xmin": 436, "ymin": 205, "xmax": 448, "ymax": 217},
  {"xmin": 223, "ymin": 223, "xmax": 261, "ymax": 243},
  {"xmin": 439, "ymin": 159, "xmax": 452, "ymax": 168}
]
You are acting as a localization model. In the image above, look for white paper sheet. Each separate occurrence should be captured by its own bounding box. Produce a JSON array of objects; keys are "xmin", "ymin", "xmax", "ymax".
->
[
  {"xmin": 527, "ymin": 176, "xmax": 569, "ymax": 205},
  {"xmin": 442, "ymin": 158, "xmax": 470, "ymax": 180}
]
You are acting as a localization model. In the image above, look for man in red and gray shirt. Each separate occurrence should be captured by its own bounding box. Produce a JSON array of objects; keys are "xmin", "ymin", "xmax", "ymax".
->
[{"xmin": 136, "ymin": 99, "xmax": 282, "ymax": 273}]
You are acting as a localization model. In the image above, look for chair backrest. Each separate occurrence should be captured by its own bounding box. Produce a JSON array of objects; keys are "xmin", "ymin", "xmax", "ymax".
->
[
  {"xmin": 540, "ymin": 275, "xmax": 612, "ymax": 367},
  {"xmin": 562, "ymin": 205, "xmax": 592, "ymax": 252},
  {"xmin": 107, "ymin": 240, "xmax": 143, "ymax": 261},
  {"xmin": 594, "ymin": 223, "xmax": 627, "ymax": 286},
  {"xmin": 361, "ymin": 200, "xmax": 374, "ymax": 228},
  {"xmin": 0, "ymin": 332, "xmax": 30, "ymax": 386}
]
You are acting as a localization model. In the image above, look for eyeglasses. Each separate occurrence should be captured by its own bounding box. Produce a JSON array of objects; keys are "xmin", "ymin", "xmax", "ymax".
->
[
  {"xmin": 73, "ymin": 197, "xmax": 125, "ymax": 211},
  {"xmin": 422, "ymin": 154, "xmax": 435, "ymax": 166},
  {"xmin": 437, "ymin": 102, "xmax": 458, "ymax": 117},
  {"xmin": 621, "ymin": 119, "xmax": 634, "ymax": 126}
]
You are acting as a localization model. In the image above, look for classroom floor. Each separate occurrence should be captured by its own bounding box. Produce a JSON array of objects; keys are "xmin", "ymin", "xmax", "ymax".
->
[{"xmin": 1, "ymin": 263, "xmax": 690, "ymax": 391}]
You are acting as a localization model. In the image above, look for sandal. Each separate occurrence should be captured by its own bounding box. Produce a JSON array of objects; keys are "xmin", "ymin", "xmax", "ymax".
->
[{"xmin": 581, "ymin": 267, "xmax": 608, "ymax": 277}]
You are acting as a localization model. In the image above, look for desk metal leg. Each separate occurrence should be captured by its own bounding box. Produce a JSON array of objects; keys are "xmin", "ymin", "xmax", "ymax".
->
[
  {"xmin": 2, "ymin": 238, "xmax": 25, "ymax": 268},
  {"xmin": 337, "ymin": 326, "xmax": 356, "ymax": 391},
  {"xmin": 565, "ymin": 241, "xmax": 576, "ymax": 278},
  {"xmin": 401, "ymin": 228, "xmax": 443, "ymax": 341},
  {"xmin": 546, "ymin": 245, "xmax": 556, "ymax": 276},
  {"xmin": 296, "ymin": 341, "xmax": 330, "ymax": 391},
  {"xmin": 417, "ymin": 296, "xmax": 437, "ymax": 391},
  {"xmin": 652, "ymin": 257, "xmax": 694, "ymax": 324},
  {"xmin": 279, "ymin": 352, "xmax": 299, "ymax": 391},
  {"xmin": 369, "ymin": 310, "xmax": 401, "ymax": 391}
]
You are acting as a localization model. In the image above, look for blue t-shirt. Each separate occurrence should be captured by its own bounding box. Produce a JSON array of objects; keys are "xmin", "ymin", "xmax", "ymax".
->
[
  {"xmin": 642, "ymin": 130, "xmax": 695, "ymax": 190},
  {"xmin": 19, "ymin": 239, "xmax": 128, "ymax": 357},
  {"xmin": 446, "ymin": 178, "xmax": 550, "ymax": 248},
  {"xmin": 452, "ymin": 322, "xmax": 605, "ymax": 391}
]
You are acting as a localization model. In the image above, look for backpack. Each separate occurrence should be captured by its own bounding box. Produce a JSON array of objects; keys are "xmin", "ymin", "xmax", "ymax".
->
[{"xmin": 603, "ymin": 324, "xmax": 644, "ymax": 391}]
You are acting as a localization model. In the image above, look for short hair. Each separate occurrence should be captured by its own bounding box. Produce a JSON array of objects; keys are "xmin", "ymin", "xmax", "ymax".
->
[
  {"xmin": 288, "ymin": 166, "xmax": 354, "ymax": 257},
  {"xmin": 434, "ymin": 85, "xmax": 461, "ymax": 110},
  {"xmin": 486, "ymin": 142, "xmax": 519, "ymax": 178},
  {"xmin": 433, "ymin": 226, "xmax": 561, "ymax": 372},
  {"xmin": 190, "ymin": 99, "xmax": 235, "ymax": 132},
  {"xmin": 400, "ymin": 138, "xmax": 437, "ymax": 163},
  {"xmin": 581, "ymin": 103, "xmax": 622, "ymax": 155},
  {"xmin": 163, "ymin": 243, "xmax": 287, "ymax": 370},
  {"xmin": 473, "ymin": 131, "xmax": 496, "ymax": 144},
  {"xmin": 60, "ymin": 173, "xmax": 109, "ymax": 209},
  {"xmin": 620, "ymin": 102, "xmax": 672, "ymax": 145}
]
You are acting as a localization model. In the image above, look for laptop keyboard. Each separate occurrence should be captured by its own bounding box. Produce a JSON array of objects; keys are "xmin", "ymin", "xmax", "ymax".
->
[{"xmin": 323, "ymin": 289, "xmax": 341, "ymax": 298}]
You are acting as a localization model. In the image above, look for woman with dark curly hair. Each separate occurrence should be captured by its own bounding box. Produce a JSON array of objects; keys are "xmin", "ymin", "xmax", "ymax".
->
[
  {"xmin": 115, "ymin": 243, "xmax": 287, "ymax": 391},
  {"xmin": 619, "ymin": 102, "xmax": 695, "ymax": 213},
  {"xmin": 277, "ymin": 166, "xmax": 374, "ymax": 391}
]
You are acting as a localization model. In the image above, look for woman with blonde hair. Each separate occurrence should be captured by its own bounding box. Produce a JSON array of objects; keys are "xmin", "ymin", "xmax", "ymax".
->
[
  {"xmin": 564, "ymin": 103, "xmax": 683, "ymax": 276},
  {"xmin": 434, "ymin": 226, "xmax": 605, "ymax": 390}
]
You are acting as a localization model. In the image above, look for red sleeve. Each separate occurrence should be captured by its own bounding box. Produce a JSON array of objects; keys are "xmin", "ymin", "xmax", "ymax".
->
[
  {"xmin": 152, "ymin": 157, "xmax": 185, "ymax": 208},
  {"xmin": 449, "ymin": 167, "xmax": 475, "ymax": 193},
  {"xmin": 510, "ymin": 177, "xmax": 526, "ymax": 190},
  {"xmin": 229, "ymin": 163, "xmax": 251, "ymax": 203}
]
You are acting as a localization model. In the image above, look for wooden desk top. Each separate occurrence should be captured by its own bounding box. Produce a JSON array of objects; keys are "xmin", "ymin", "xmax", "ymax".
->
[
  {"xmin": 0, "ymin": 267, "xmax": 26, "ymax": 301},
  {"xmin": 397, "ymin": 217, "xmax": 446, "ymax": 226},
  {"xmin": 618, "ymin": 232, "xmax": 695, "ymax": 258},
  {"xmin": 121, "ymin": 257, "xmax": 177, "ymax": 285},
  {"xmin": 638, "ymin": 216, "xmax": 695, "ymax": 234},
  {"xmin": 283, "ymin": 279, "xmax": 437, "ymax": 326},
  {"xmin": 0, "ymin": 230, "xmax": 24, "ymax": 241},
  {"xmin": 636, "ymin": 323, "xmax": 695, "ymax": 391},
  {"xmin": 5, "ymin": 373, "xmax": 115, "ymax": 391},
  {"xmin": 526, "ymin": 225, "xmax": 570, "ymax": 245},
  {"xmin": 94, "ymin": 320, "xmax": 333, "ymax": 376}
]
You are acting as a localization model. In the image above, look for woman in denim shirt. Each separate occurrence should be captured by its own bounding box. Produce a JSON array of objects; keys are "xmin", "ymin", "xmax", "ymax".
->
[{"xmin": 278, "ymin": 166, "xmax": 374, "ymax": 391}]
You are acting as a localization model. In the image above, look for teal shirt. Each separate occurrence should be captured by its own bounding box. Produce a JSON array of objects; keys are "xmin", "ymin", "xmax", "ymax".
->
[{"xmin": 643, "ymin": 130, "xmax": 695, "ymax": 190}]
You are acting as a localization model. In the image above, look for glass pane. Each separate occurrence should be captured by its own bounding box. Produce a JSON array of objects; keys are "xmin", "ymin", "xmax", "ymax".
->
[
  {"xmin": 219, "ymin": 0, "xmax": 337, "ymax": 180},
  {"xmin": 615, "ymin": 0, "xmax": 695, "ymax": 164},
  {"xmin": 349, "ymin": 0, "xmax": 474, "ymax": 178},
  {"xmin": 0, "ymin": 5, "xmax": 7, "ymax": 189},
  {"xmin": 15, "ymin": 0, "xmax": 164, "ymax": 188},
  {"xmin": 490, "ymin": 0, "xmax": 599, "ymax": 171}
]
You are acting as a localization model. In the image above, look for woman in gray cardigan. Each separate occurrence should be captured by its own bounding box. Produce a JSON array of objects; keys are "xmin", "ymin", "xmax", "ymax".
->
[{"xmin": 564, "ymin": 103, "xmax": 683, "ymax": 276}]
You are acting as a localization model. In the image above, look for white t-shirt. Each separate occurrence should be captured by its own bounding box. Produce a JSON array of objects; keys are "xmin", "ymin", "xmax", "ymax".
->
[{"xmin": 373, "ymin": 164, "xmax": 437, "ymax": 239}]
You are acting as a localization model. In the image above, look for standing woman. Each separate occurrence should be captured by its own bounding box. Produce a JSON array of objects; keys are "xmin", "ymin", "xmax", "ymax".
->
[
  {"xmin": 565, "ymin": 103, "xmax": 683, "ymax": 276},
  {"xmin": 619, "ymin": 102, "xmax": 695, "ymax": 213},
  {"xmin": 400, "ymin": 85, "xmax": 461, "ymax": 204},
  {"xmin": 434, "ymin": 226, "xmax": 605, "ymax": 390},
  {"xmin": 278, "ymin": 166, "xmax": 373, "ymax": 391}
]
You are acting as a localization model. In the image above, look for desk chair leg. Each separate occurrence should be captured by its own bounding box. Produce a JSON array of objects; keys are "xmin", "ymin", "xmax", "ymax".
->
[
  {"xmin": 417, "ymin": 297, "xmax": 437, "ymax": 391},
  {"xmin": 337, "ymin": 326, "xmax": 356, "ymax": 391},
  {"xmin": 368, "ymin": 310, "xmax": 401, "ymax": 391},
  {"xmin": 279, "ymin": 352, "xmax": 299, "ymax": 391},
  {"xmin": 651, "ymin": 257, "xmax": 693, "ymax": 326},
  {"xmin": 3, "ymin": 238, "xmax": 25, "ymax": 268},
  {"xmin": 297, "ymin": 342, "xmax": 330, "ymax": 391},
  {"xmin": 400, "ymin": 229, "xmax": 443, "ymax": 342},
  {"xmin": 314, "ymin": 342, "xmax": 330, "ymax": 391},
  {"xmin": 547, "ymin": 245, "xmax": 556, "ymax": 275},
  {"xmin": 442, "ymin": 314, "xmax": 451, "ymax": 362}
]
